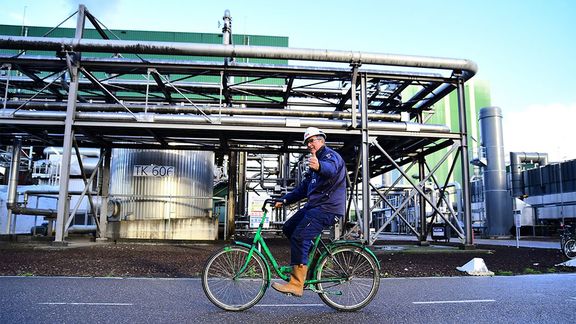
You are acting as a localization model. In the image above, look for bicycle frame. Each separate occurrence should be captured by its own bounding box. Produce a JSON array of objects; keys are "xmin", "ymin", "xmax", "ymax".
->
[{"xmin": 231, "ymin": 199, "xmax": 379, "ymax": 289}]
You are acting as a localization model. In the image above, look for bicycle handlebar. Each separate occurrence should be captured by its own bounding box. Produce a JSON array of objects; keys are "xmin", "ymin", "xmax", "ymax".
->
[{"xmin": 261, "ymin": 198, "xmax": 285, "ymax": 212}]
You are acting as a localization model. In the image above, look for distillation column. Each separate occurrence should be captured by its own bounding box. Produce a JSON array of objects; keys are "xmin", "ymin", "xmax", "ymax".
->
[{"xmin": 479, "ymin": 106, "xmax": 512, "ymax": 236}]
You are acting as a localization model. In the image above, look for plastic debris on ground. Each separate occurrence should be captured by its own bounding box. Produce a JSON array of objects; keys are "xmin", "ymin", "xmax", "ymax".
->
[{"xmin": 456, "ymin": 257, "xmax": 495, "ymax": 276}]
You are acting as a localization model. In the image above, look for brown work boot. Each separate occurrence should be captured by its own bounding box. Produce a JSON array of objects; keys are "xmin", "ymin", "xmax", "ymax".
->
[{"xmin": 272, "ymin": 264, "xmax": 308, "ymax": 297}]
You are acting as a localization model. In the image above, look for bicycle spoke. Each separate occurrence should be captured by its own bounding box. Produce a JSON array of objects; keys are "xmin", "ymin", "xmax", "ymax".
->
[
  {"xmin": 316, "ymin": 246, "xmax": 380, "ymax": 311},
  {"xmin": 202, "ymin": 246, "xmax": 268, "ymax": 311}
]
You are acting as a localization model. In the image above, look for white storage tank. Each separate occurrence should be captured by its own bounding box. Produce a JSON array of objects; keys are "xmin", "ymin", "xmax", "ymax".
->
[{"xmin": 109, "ymin": 149, "xmax": 216, "ymax": 240}]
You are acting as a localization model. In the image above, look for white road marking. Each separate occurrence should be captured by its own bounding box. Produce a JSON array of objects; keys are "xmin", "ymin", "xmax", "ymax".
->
[
  {"xmin": 39, "ymin": 302, "xmax": 133, "ymax": 306},
  {"xmin": 255, "ymin": 304, "xmax": 324, "ymax": 307},
  {"xmin": 413, "ymin": 299, "xmax": 496, "ymax": 305}
]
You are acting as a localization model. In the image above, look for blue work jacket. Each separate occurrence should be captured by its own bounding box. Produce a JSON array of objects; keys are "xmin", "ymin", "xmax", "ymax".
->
[{"xmin": 282, "ymin": 145, "xmax": 347, "ymax": 216}]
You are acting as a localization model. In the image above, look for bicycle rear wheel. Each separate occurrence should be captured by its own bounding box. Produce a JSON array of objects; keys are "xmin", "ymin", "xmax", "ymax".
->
[
  {"xmin": 202, "ymin": 245, "xmax": 268, "ymax": 311},
  {"xmin": 563, "ymin": 239, "xmax": 576, "ymax": 259},
  {"xmin": 315, "ymin": 246, "xmax": 380, "ymax": 311}
]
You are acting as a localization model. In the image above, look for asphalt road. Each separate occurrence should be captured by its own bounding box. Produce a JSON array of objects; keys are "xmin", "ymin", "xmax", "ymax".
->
[{"xmin": 1, "ymin": 274, "xmax": 575, "ymax": 323}]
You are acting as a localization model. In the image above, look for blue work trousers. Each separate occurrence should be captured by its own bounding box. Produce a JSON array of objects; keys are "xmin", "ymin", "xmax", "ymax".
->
[{"xmin": 282, "ymin": 207, "xmax": 339, "ymax": 265}]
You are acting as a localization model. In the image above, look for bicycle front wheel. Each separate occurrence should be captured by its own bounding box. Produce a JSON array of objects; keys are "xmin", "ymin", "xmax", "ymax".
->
[
  {"xmin": 202, "ymin": 245, "xmax": 269, "ymax": 311},
  {"xmin": 563, "ymin": 239, "xmax": 576, "ymax": 259},
  {"xmin": 315, "ymin": 246, "xmax": 380, "ymax": 311}
]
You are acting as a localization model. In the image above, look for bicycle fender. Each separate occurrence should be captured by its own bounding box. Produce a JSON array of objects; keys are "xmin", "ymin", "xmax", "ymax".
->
[{"xmin": 231, "ymin": 241, "xmax": 273, "ymax": 284}]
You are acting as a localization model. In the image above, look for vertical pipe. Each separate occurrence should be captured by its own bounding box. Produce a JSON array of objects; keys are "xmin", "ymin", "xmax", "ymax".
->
[
  {"xmin": 360, "ymin": 73, "xmax": 371, "ymax": 243},
  {"xmin": 222, "ymin": 10, "xmax": 232, "ymax": 47},
  {"xmin": 282, "ymin": 152, "xmax": 290, "ymax": 223},
  {"xmin": 456, "ymin": 77, "xmax": 473, "ymax": 246},
  {"xmin": 55, "ymin": 5, "xmax": 85, "ymax": 242},
  {"xmin": 5, "ymin": 139, "xmax": 21, "ymax": 234},
  {"xmin": 98, "ymin": 148, "xmax": 111, "ymax": 240},
  {"xmin": 559, "ymin": 163, "xmax": 564, "ymax": 225},
  {"xmin": 226, "ymin": 151, "xmax": 237, "ymax": 238},
  {"xmin": 350, "ymin": 65, "xmax": 358, "ymax": 128},
  {"xmin": 237, "ymin": 152, "xmax": 247, "ymax": 217},
  {"xmin": 480, "ymin": 107, "xmax": 512, "ymax": 237},
  {"xmin": 510, "ymin": 152, "xmax": 548, "ymax": 197}
]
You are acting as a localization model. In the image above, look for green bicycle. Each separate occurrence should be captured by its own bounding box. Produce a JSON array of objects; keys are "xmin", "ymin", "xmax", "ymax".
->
[{"xmin": 202, "ymin": 198, "xmax": 381, "ymax": 312}]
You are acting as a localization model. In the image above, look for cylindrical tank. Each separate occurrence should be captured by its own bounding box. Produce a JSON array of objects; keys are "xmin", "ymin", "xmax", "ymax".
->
[
  {"xmin": 479, "ymin": 107, "xmax": 512, "ymax": 236},
  {"xmin": 109, "ymin": 149, "xmax": 215, "ymax": 240}
]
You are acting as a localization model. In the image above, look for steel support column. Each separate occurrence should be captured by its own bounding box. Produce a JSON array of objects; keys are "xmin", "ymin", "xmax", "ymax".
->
[
  {"xmin": 55, "ymin": 5, "xmax": 86, "ymax": 242},
  {"xmin": 456, "ymin": 76, "xmax": 474, "ymax": 247},
  {"xmin": 360, "ymin": 73, "xmax": 371, "ymax": 243},
  {"xmin": 418, "ymin": 157, "xmax": 428, "ymax": 244}
]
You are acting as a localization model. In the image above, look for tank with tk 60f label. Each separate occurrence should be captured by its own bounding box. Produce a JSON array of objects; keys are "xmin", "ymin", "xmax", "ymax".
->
[{"xmin": 109, "ymin": 149, "xmax": 216, "ymax": 240}]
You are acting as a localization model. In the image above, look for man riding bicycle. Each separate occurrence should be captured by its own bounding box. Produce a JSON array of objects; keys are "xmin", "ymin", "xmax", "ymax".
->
[{"xmin": 272, "ymin": 127, "xmax": 347, "ymax": 297}]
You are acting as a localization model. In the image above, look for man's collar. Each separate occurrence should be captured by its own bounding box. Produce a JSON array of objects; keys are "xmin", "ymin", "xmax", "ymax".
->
[{"xmin": 316, "ymin": 145, "xmax": 327, "ymax": 157}]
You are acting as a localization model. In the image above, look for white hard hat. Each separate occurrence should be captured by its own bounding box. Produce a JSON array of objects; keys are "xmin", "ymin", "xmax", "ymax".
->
[{"xmin": 303, "ymin": 127, "xmax": 326, "ymax": 144}]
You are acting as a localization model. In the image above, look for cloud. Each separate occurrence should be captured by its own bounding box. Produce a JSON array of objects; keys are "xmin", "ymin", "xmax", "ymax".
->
[
  {"xmin": 66, "ymin": 0, "xmax": 122, "ymax": 25},
  {"xmin": 502, "ymin": 102, "xmax": 576, "ymax": 162}
]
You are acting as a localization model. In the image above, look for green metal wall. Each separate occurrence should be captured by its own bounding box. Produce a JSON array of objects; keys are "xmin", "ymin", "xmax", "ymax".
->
[
  {"xmin": 424, "ymin": 80, "xmax": 491, "ymax": 184},
  {"xmin": 0, "ymin": 24, "xmax": 288, "ymax": 64}
]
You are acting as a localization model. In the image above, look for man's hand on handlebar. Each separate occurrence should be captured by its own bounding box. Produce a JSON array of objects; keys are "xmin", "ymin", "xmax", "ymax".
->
[{"xmin": 262, "ymin": 198, "xmax": 286, "ymax": 212}]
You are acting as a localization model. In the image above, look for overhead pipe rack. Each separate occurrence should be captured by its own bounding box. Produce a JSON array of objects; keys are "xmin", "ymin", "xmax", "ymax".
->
[{"xmin": 0, "ymin": 5, "xmax": 476, "ymax": 246}]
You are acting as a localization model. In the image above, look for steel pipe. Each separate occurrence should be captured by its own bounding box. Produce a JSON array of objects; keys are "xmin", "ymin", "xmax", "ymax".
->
[
  {"xmin": 0, "ymin": 35, "xmax": 478, "ymax": 79},
  {"xmin": 7, "ymin": 109, "xmax": 450, "ymax": 133},
  {"xmin": 3, "ymin": 101, "xmax": 402, "ymax": 121},
  {"xmin": 510, "ymin": 151, "xmax": 549, "ymax": 197},
  {"xmin": 6, "ymin": 139, "xmax": 21, "ymax": 209}
]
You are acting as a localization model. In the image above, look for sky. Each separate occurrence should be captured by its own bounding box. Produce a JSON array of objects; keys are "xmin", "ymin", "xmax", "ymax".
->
[{"xmin": 1, "ymin": 0, "xmax": 575, "ymax": 162}]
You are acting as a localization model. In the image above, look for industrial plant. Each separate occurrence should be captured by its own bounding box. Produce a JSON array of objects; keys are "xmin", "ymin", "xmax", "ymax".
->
[{"xmin": 1, "ymin": 5, "xmax": 574, "ymax": 247}]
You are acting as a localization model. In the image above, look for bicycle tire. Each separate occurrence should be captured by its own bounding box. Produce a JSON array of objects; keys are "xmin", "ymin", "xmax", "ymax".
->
[
  {"xmin": 202, "ymin": 245, "xmax": 269, "ymax": 311},
  {"xmin": 315, "ymin": 245, "xmax": 380, "ymax": 311},
  {"xmin": 563, "ymin": 239, "xmax": 576, "ymax": 259}
]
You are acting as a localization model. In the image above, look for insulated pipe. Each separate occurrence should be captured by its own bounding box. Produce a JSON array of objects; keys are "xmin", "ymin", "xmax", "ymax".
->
[
  {"xmin": 43, "ymin": 146, "xmax": 100, "ymax": 157},
  {"xmin": 5, "ymin": 139, "xmax": 21, "ymax": 234},
  {"xmin": 9, "ymin": 206, "xmax": 58, "ymax": 217},
  {"xmin": 6, "ymin": 139, "xmax": 21, "ymax": 209},
  {"xmin": 68, "ymin": 225, "xmax": 97, "ymax": 234},
  {"xmin": 3, "ymin": 101, "xmax": 403, "ymax": 121},
  {"xmin": 0, "ymin": 36, "xmax": 478, "ymax": 79},
  {"xmin": 510, "ymin": 152, "xmax": 549, "ymax": 197},
  {"xmin": 8, "ymin": 109, "xmax": 450, "ymax": 133}
]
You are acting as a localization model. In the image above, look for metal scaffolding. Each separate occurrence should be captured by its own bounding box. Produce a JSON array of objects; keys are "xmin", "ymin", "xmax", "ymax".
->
[{"xmin": 0, "ymin": 5, "xmax": 477, "ymax": 246}]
